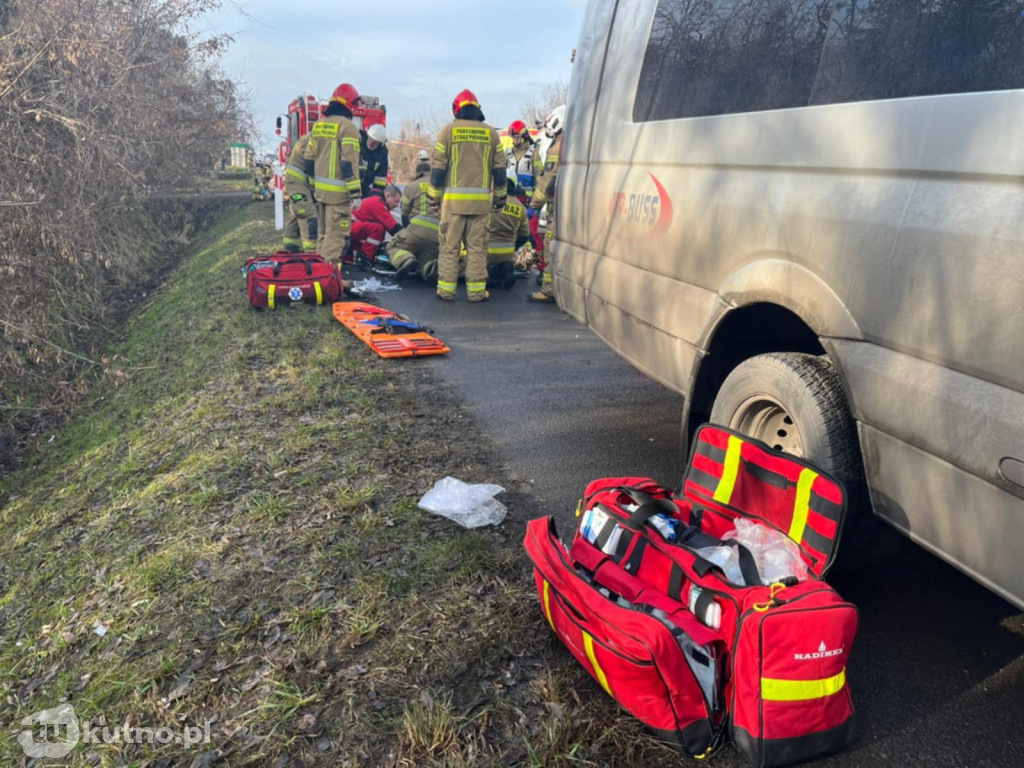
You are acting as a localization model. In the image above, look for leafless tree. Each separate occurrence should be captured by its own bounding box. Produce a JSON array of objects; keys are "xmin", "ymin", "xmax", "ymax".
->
[
  {"xmin": 522, "ymin": 79, "xmax": 569, "ymax": 128},
  {"xmin": 0, "ymin": 0, "xmax": 244, "ymax": 451}
]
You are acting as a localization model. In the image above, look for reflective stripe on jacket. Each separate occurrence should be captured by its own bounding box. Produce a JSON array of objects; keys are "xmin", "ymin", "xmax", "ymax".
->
[
  {"xmin": 360, "ymin": 135, "xmax": 389, "ymax": 197},
  {"xmin": 488, "ymin": 198, "xmax": 529, "ymax": 254},
  {"xmin": 305, "ymin": 115, "xmax": 362, "ymax": 204},
  {"xmin": 283, "ymin": 134, "xmax": 315, "ymax": 199},
  {"xmin": 429, "ymin": 119, "xmax": 505, "ymax": 216}
]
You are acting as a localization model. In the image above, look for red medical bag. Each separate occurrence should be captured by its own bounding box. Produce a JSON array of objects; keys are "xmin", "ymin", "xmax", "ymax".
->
[
  {"xmin": 244, "ymin": 253, "xmax": 342, "ymax": 309},
  {"xmin": 524, "ymin": 424, "xmax": 858, "ymax": 767}
]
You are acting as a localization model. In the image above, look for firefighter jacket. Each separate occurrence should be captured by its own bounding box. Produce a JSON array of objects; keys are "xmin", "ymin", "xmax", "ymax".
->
[
  {"xmin": 530, "ymin": 133, "xmax": 562, "ymax": 210},
  {"xmin": 283, "ymin": 134, "xmax": 315, "ymax": 204},
  {"xmin": 352, "ymin": 194, "xmax": 400, "ymax": 237},
  {"xmin": 429, "ymin": 118, "xmax": 506, "ymax": 216},
  {"xmin": 359, "ymin": 133, "xmax": 389, "ymax": 197},
  {"xmin": 401, "ymin": 172, "xmax": 439, "ymax": 227},
  {"xmin": 487, "ymin": 197, "xmax": 531, "ymax": 257},
  {"xmin": 304, "ymin": 115, "xmax": 362, "ymax": 205},
  {"xmin": 506, "ymin": 141, "xmax": 538, "ymax": 197}
]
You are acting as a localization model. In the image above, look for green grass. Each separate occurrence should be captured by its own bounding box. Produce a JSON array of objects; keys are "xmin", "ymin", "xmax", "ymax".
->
[{"xmin": 0, "ymin": 205, "xmax": 674, "ymax": 767}]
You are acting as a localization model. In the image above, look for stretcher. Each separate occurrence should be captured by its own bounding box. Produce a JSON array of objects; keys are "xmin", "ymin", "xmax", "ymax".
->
[{"xmin": 332, "ymin": 302, "xmax": 450, "ymax": 359}]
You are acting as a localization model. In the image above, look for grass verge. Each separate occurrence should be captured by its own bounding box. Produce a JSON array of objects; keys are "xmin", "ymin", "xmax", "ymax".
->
[{"xmin": 0, "ymin": 206, "xmax": 675, "ymax": 767}]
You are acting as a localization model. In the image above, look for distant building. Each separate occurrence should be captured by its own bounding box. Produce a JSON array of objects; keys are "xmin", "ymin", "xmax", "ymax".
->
[{"xmin": 229, "ymin": 142, "xmax": 250, "ymax": 168}]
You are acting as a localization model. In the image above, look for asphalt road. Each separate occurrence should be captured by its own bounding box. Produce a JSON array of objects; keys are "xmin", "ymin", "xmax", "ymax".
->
[{"xmin": 353, "ymin": 268, "xmax": 1024, "ymax": 768}]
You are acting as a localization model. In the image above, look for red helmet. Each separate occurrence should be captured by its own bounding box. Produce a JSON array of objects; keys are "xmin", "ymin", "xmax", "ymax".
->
[
  {"xmin": 330, "ymin": 83, "xmax": 360, "ymax": 107},
  {"xmin": 508, "ymin": 120, "xmax": 528, "ymax": 139},
  {"xmin": 451, "ymin": 88, "xmax": 480, "ymax": 116}
]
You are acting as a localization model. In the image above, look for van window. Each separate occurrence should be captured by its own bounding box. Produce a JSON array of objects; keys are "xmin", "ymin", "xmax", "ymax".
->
[{"xmin": 634, "ymin": 0, "xmax": 1024, "ymax": 122}]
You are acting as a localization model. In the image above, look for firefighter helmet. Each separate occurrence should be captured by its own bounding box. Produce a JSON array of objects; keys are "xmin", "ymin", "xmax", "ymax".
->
[
  {"xmin": 451, "ymin": 88, "xmax": 480, "ymax": 116},
  {"xmin": 366, "ymin": 123, "xmax": 387, "ymax": 144},
  {"xmin": 330, "ymin": 83, "xmax": 360, "ymax": 107},
  {"xmin": 508, "ymin": 120, "xmax": 529, "ymax": 139},
  {"xmin": 544, "ymin": 105, "xmax": 566, "ymax": 138},
  {"xmin": 418, "ymin": 149, "xmax": 429, "ymax": 162}
]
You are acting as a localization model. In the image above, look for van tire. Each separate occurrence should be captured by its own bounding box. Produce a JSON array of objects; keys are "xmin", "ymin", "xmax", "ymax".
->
[{"xmin": 709, "ymin": 352, "xmax": 875, "ymax": 568}]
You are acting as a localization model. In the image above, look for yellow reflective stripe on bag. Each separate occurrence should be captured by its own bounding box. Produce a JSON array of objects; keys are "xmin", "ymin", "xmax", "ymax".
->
[
  {"xmin": 541, "ymin": 580, "xmax": 555, "ymax": 630},
  {"xmin": 314, "ymin": 281, "xmax": 323, "ymax": 305},
  {"xmin": 582, "ymin": 632, "xmax": 611, "ymax": 696},
  {"xmin": 713, "ymin": 434, "xmax": 743, "ymax": 505},
  {"xmin": 267, "ymin": 283, "xmax": 276, "ymax": 309},
  {"xmin": 762, "ymin": 669, "xmax": 846, "ymax": 702},
  {"xmin": 789, "ymin": 468, "xmax": 818, "ymax": 543}
]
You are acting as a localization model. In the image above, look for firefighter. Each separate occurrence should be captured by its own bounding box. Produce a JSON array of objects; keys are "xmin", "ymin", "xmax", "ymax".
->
[
  {"xmin": 487, "ymin": 178, "xmax": 532, "ymax": 290},
  {"xmin": 386, "ymin": 161, "xmax": 440, "ymax": 280},
  {"xmin": 350, "ymin": 185, "xmax": 402, "ymax": 264},
  {"xmin": 281, "ymin": 133, "xmax": 317, "ymax": 252},
  {"xmin": 360, "ymin": 123, "xmax": 390, "ymax": 197},
  {"xmin": 305, "ymin": 83, "xmax": 363, "ymax": 262},
  {"xmin": 528, "ymin": 105, "xmax": 564, "ymax": 303},
  {"xmin": 401, "ymin": 160, "xmax": 433, "ymax": 227},
  {"xmin": 506, "ymin": 119, "xmax": 538, "ymax": 202},
  {"xmin": 428, "ymin": 88, "xmax": 507, "ymax": 302}
]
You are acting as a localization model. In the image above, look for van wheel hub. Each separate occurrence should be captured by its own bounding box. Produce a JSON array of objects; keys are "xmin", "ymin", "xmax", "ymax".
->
[{"xmin": 728, "ymin": 396, "xmax": 804, "ymax": 455}]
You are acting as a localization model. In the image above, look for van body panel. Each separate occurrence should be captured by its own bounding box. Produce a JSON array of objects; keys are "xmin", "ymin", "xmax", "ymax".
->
[
  {"xmin": 861, "ymin": 423, "xmax": 1024, "ymax": 608},
  {"xmin": 832, "ymin": 340, "xmax": 1024, "ymax": 495},
  {"xmin": 564, "ymin": 0, "xmax": 1024, "ymax": 606},
  {"xmin": 718, "ymin": 259, "xmax": 862, "ymax": 342}
]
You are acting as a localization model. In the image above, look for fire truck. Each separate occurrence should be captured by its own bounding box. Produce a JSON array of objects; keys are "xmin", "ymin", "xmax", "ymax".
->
[{"xmin": 276, "ymin": 93, "xmax": 387, "ymax": 164}]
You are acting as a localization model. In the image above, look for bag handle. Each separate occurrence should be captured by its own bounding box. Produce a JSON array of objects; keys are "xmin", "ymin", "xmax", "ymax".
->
[
  {"xmin": 273, "ymin": 257, "xmax": 315, "ymax": 277},
  {"xmin": 610, "ymin": 485, "xmax": 678, "ymax": 529},
  {"xmin": 614, "ymin": 485, "xmax": 762, "ymax": 586}
]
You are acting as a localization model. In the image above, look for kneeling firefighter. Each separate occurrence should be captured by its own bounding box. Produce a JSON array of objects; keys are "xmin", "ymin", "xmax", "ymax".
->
[
  {"xmin": 486, "ymin": 178, "xmax": 533, "ymax": 289},
  {"xmin": 386, "ymin": 161, "xmax": 440, "ymax": 281}
]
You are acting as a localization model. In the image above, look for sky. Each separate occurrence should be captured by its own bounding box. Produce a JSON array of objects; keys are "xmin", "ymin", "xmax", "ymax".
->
[{"xmin": 199, "ymin": 0, "xmax": 586, "ymax": 154}]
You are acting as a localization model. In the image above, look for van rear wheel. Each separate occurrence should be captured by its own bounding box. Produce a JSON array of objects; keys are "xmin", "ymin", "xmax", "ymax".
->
[
  {"xmin": 709, "ymin": 352, "xmax": 875, "ymax": 565},
  {"xmin": 710, "ymin": 352, "xmax": 857, "ymax": 476}
]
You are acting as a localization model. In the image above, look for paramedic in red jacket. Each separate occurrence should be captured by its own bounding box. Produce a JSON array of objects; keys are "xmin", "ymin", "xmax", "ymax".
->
[{"xmin": 349, "ymin": 185, "xmax": 402, "ymax": 263}]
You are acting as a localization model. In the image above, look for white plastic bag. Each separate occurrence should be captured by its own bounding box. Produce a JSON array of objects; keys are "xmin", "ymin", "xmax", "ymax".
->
[
  {"xmin": 723, "ymin": 518, "xmax": 810, "ymax": 583},
  {"xmin": 352, "ymin": 276, "xmax": 400, "ymax": 292},
  {"xmin": 693, "ymin": 545, "xmax": 745, "ymax": 584},
  {"xmin": 418, "ymin": 476, "xmax": 507, "ymax": 528}
]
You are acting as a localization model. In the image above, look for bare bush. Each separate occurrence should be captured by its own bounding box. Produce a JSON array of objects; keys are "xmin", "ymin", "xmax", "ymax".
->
[{"xmin": 0, "ymin": 0, "xmax": 242, "ymax": 452}]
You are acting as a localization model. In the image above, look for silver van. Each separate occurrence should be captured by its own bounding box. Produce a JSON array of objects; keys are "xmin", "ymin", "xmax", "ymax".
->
[{"xmin": 558, "ymin": 0, "xmax": 1024, "ymax": 607}]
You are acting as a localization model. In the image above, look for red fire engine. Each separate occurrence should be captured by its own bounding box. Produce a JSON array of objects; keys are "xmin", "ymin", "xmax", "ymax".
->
[{"xmin": 276, "ymin": 93, "xmax": 387, "ymax": 164}]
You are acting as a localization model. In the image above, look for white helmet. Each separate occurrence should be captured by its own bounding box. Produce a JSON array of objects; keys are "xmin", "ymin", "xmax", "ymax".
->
[
  {"xmin": 544, "ymin": 105, "xmax": 566, "ymax": 138},
  {"xmin": 367, "ymin": 123, "xmax": 388, "ymax": 143},
  {"xmin": 418, "ymin": 149, "xmax": 429, "ymax": 162}
]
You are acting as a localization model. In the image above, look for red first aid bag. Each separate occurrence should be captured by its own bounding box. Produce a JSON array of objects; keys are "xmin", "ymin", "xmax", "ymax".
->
[
  {"xmin": 524, "ymin": 424, "xmax": 858, "ymax": 767},
  {"xmin": 244, "ymin": 253, "xmax": 342, "ymax": 309}
]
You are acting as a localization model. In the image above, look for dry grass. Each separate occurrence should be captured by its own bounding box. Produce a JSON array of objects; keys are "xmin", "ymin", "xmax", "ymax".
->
[{"xmin": 0, "ymin": 205, "xmax": 678, "ymax": 767}]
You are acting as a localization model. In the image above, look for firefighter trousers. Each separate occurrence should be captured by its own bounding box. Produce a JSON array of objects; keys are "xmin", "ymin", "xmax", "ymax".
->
[
  {"xmin": 316, "ymin": 200, "xmax": 352, "ymax": 262},
  {"xmin": 283, "ymin": 201, "xmax": 317, "ymax": 252},
  {"xmin": 438, "ymin": 212, "xmax": 488, "ymax": 301},
  {"xmin": 387, "ymin": 220, "xmax": 440, "ymax": 272},
  {"xmin": 539, "ymin": 220, "xmax": 555, "ymax": 297}
]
